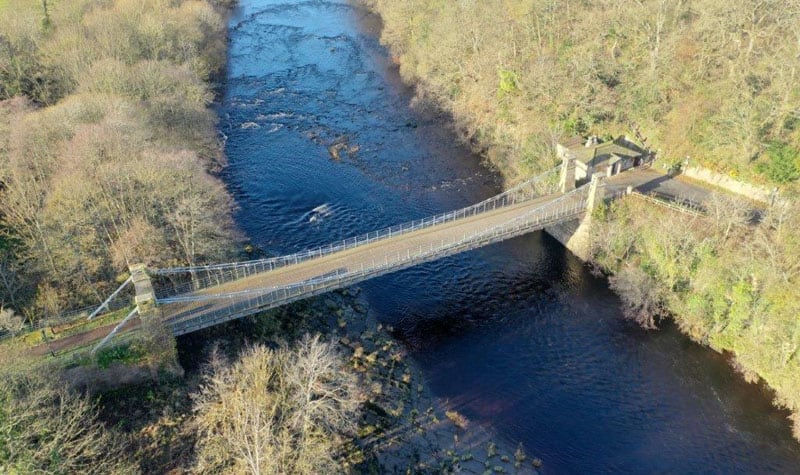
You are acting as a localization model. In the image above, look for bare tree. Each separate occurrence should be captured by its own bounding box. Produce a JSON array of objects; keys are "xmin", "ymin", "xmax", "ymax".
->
[
  {"xmin": 0, "ymin": 305, "xmax": 24, "ymax": 335},
  {"xmin": 704, "ymin": 192, "xmax": 752, "ymax": 241},
  {"xmin": 0, "ymin": 249, "xmax": 26, "ymax": 309},
  {"xmin": 609, "ymin": 264, "xmax": 667, "ymax": 330},
  {"xmin": 193, "ymin": 335, "xmax": 361, "ymax": 474},
  {"xmin": 0, "ymin": 372, "xmax": 135, "ymax": 474}
]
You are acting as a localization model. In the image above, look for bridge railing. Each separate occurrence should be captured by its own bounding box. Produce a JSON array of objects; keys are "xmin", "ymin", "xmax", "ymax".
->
[
  {"xmin": 161, "ymin": 184, "xmax": 589, "ymax": 335},
  {"xmin": 151, "ymin": 167, "xmax": 561, "ymax": 299}
]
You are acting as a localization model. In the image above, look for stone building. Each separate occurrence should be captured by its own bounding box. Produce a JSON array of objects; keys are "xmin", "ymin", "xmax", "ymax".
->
[{"xmin": 557, "ymin": 135, "xmax": 648, "ymax": 181}]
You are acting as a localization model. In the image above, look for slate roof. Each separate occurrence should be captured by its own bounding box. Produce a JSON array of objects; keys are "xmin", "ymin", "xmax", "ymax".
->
[{"xmin": 562, "ymin": 137, "xmax": 645, "ymax": 168}]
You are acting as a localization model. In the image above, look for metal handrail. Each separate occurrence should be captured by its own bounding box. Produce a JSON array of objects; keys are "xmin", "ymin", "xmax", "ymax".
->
[
  {"xmin": 163, "ymin": 186, "xmax": 586, "ymax": 304},
  {"xmin": 0, "ymin": 287, "xmax": 133, "ymax": 342},
  {"xmin": 156, "ymin": 167, "xmax": 559, "ymax": 274}
]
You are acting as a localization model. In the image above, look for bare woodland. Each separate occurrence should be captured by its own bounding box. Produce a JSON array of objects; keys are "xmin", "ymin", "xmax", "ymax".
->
[
  {"xmin": 365, "ymin": 0, "xmax": 800, "ymax": 185},
  {"xmin": 0, "ymin": 0, "xmax": 238, "ymax": 321},
  {"xmin": 0, "ymin": 372, "xmax": 135, "ymax": 474}
]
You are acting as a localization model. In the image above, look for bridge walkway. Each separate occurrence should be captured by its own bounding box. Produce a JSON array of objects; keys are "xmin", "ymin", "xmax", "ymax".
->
[{"xmin": 159, "ymin": 187, "xmax": 588, "ymax": 334}]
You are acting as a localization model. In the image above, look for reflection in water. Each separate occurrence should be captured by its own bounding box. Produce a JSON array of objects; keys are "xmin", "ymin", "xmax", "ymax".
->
[{"xmin": 220, "ymin": 0, "xmax": 800, "ymax": 472}]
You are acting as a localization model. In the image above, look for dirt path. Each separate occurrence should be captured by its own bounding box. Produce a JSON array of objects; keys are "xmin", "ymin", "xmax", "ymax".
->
[{"xmin": 27, "ymin": 318, "xmax": 141, "ymax": 356}]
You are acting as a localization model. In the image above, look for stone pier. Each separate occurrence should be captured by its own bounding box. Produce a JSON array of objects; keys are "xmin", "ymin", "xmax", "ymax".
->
[
  {"xmin": 130, "ymin": 264, "xmax": 157, "ymax": 319},
  {"xmin": 545, "ymin": 173, "xmax": 605, "ymax": 260}
]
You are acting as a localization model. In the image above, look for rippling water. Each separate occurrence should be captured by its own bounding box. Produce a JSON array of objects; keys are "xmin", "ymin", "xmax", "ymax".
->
[{"xmin": 219, "ymin": 0, "xmax": 800, "ymax": 472}]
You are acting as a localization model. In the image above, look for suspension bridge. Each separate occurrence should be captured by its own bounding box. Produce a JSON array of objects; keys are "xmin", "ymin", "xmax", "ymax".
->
[{"xmin": 84, "ymin": 160, "xmax": 629, "ymax": 351}]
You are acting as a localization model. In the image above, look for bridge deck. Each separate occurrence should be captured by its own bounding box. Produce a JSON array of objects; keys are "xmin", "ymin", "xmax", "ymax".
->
[{"xmin": 161, "ymin": 191, "xmax": 583, "ymax": 333}]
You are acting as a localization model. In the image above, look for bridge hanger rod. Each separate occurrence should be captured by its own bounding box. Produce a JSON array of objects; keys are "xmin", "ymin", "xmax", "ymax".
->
[
  {"xmin": 87, "ymin": 276, "xmax": 133, "ymax": 321},
  {"xmin": 91, "ymin": 307, "xmax": 139, "ymax": 355}
]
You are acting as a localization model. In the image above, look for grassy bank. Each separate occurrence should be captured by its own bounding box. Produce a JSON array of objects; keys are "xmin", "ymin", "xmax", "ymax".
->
[{"xmin": 362, "ymin": 0, "xmax": 800, "ymax": 440}]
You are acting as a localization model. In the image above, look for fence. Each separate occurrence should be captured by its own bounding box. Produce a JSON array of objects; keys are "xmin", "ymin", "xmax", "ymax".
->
[{"xmin": 629, "ymin": 190, "xmax": 706, "ymax": 217}]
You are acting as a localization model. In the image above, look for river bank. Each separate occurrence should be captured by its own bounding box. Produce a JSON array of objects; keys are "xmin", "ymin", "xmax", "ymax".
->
[{"xmin": 358, "ymin": 0, "xmax": 800, "ymax": 444}]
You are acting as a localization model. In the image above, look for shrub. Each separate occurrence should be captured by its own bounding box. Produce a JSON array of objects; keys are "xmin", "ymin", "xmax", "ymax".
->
[
  {"xmin": 95, "ymin": 343, "xmax": 146, "ymax": 369},
  {"xmin": 758, "ymin": 141, "xmax": 800, "ymax": 184},
  {"xmin": 609, "ymin": 264, "xmax": 666, "ymax": 330}
]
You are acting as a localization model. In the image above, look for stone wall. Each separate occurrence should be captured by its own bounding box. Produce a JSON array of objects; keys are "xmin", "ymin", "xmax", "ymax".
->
[{"xmin": 682, "ymin": 166, "xmax": 778, "ymax": 204}]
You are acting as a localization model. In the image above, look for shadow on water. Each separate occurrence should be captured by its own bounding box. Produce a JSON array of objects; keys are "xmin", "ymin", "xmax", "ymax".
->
[{"xmin": 217, "ymin": 0, "xmax": 800, "ymax": 472}]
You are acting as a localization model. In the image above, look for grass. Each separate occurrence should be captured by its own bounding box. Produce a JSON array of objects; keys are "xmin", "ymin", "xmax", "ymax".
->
[{"xmin": 95, "ymin": 342, "xmax": 146, "ymax": 368}]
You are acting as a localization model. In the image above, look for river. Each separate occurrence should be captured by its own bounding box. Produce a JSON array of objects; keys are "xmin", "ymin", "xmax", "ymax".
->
[{"xmin": 216, "ymin": 0, "xmax": 800, "ymax": 472}]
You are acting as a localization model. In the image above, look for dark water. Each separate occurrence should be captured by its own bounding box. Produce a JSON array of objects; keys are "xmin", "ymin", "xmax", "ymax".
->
[{"xmin": 219, "ymin": 0, "xmax": 800, "ymax": 472}]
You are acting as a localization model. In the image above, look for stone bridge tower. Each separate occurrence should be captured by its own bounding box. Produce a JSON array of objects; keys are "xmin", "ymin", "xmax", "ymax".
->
[{"xmin": 129, "ymin": 264, "xmax": 179, "ymax": 373}]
